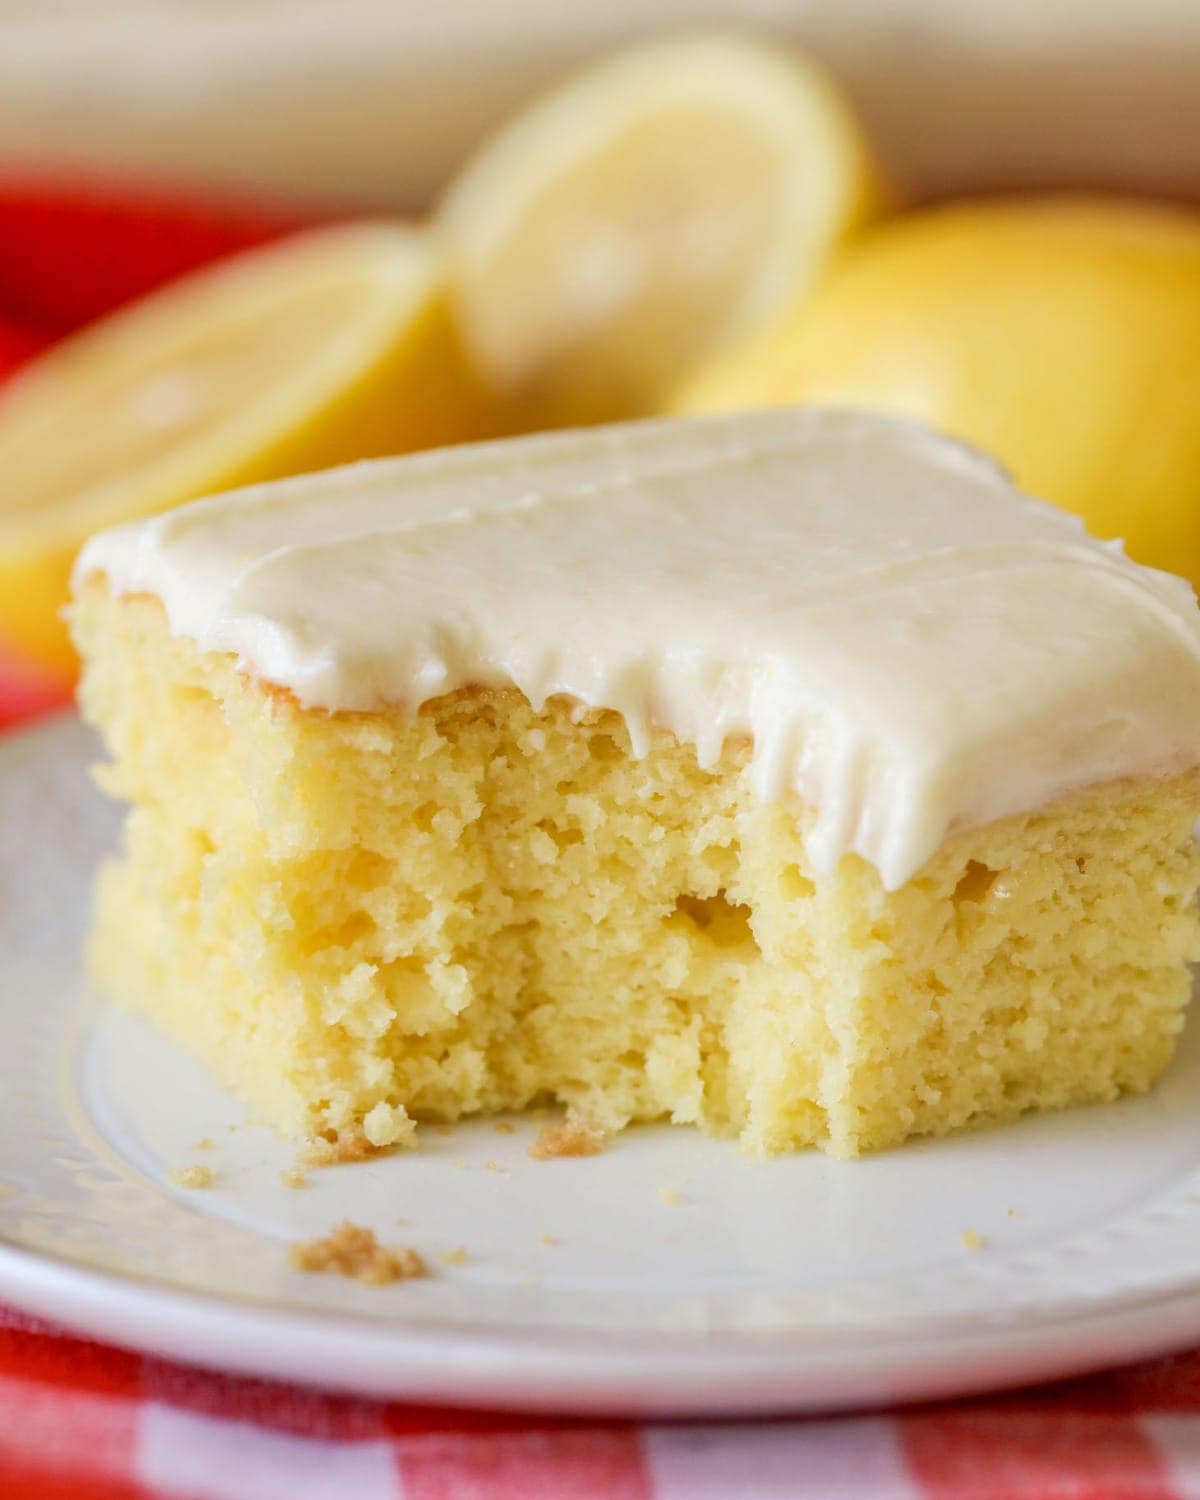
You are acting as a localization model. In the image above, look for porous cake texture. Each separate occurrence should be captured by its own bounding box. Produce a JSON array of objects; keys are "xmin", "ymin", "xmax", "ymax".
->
[
  {"xmin": 71, "ymin": 411, "xmax": 1200, "ymax": 1156},
  {"xmin": 72, "ymin": 598, "xmax": 1200, "ymax": 1158}
]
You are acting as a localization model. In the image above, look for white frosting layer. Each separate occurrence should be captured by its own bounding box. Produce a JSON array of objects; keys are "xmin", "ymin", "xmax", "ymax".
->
[{"xmin": 75, "ymin": 409, "xmax": 1200, "ymax": 888}]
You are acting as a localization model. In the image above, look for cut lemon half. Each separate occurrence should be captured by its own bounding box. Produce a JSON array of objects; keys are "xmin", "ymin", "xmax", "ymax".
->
[
  {"xmin": 0, "ymin": 222, "xmax": 505, "ymax": 679},
  {"xmin": 677, "ymin": 198, "xmax": 1200, "ymax": 588},
  {"xmin": 438, "ymin": 33, "xmax": 882, "ymax": 423}
]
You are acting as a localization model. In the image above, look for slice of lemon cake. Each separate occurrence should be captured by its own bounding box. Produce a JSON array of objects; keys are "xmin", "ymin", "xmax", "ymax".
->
[{"xmin": 70, "ymin": 410, "xmax": 1200, "ymax": 1157}]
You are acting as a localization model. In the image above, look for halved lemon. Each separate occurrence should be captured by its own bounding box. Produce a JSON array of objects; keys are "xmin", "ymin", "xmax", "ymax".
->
[
  {"xmin": 0, "ymin": 222, "xmax": 505, "ymax": 679},
  {"xmin": 438, "ymin": 33, "xmax": 882, "ymax": 423},
  {"xmin": 677, "ymin": 198, "xmax": 1200, "ymax": 588}
]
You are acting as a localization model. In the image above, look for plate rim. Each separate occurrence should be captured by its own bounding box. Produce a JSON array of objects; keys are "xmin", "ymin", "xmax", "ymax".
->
[{"xmin": 9, "ymin": 1230, "xmax": 1200, "ymax": 1417}]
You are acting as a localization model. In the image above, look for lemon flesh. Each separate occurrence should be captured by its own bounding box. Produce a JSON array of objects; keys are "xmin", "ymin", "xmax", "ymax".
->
[
  {"xmin": 0, "ymin": 223, "xmax": 504, "ymax": 677},
  {"xmin": 678, "ymin": 199, "xmax": 1200, "ymax": 588},
  {"xmin": 439, "ymin": 33, "xmax": 881, "ymax": 423}
]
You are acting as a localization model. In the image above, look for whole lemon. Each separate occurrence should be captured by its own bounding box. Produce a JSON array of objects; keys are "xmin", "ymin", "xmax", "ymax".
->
[{"xmin": 676, "ymin": 199, "xmax": 1200, "ymax": 588}]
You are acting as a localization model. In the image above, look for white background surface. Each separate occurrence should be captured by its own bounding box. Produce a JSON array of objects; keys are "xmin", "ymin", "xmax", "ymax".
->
[{"xmin": 0, "ymin": 2, "xmax": 1197, "ymax": 208}]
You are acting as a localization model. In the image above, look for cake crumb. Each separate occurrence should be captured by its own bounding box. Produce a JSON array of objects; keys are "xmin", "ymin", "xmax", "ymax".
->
[
  {"xmin": 494, "ymin": 1122, "xmax": 517, "ymax": 1136},
  {"xmin": 1007, "ymin": 1208, "xmax": 1019, "ymax": 1218},
  {"xmin": 484, "ymin": 1160, "xmax": 509, "ymax": 1175},
  {"xmin": 362, "ymin": 1100, "xmax": 412, "ymax": 1148},
  {"xmin": 656, "ymin": 1185, "xmax": 688, "ymax": 1206},
  {"xmin": 441, "ymin": 1246, "xmax": 470, "ymax": 1265},
  {"xmin": 537, "ymin": 1232, "xmax": 558, "ymax": 1247},
  {"xmin": 289, "ymin": 1222, "xmax": 426, "ymax": 1286},
  {"xmin": 169, "ymin": 1165, "xmax": 213, "ymax": 1190},
  {"xmin": 194, "ymin": 1137, "xmax": 215, "ymax": 1151},
  {"xmin": 301, "ymin": 1130, "xmax": 389, "ymax": 1168},
  {"xmin": 960, "ymin": 1229, "xmax": 985, "ymax": 1250},
  {"xmin": 280, "ymin": 1168, "xmax": 307, "ymax": 1189},
  {"xmin": 528, "ymin": 1117, "xmax": 605, "ymax": 1160}
]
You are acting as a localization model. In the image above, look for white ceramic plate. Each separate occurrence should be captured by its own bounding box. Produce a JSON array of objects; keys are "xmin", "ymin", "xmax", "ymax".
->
[{"xmin": 6, "ymin": 715, "xmax": 1200, "ymax": 1417}]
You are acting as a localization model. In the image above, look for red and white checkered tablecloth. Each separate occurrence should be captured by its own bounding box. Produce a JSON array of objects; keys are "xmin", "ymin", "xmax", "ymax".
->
[
  {"xmin": 10, "ymin": 1298, "xmax": 1200, "ymax": 1500},
  {"xmin": 7, "ymin": 174, "xmax": 1200, "ymax": 1500}
]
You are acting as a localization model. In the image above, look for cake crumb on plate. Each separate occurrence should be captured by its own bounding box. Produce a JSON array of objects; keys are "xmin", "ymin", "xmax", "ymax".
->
[
  {"xmin": 168, "ymin": 1165, "xmax": 213, "ymax": 1190},
  {"xmin": 301, "ymin": 1131, "xmax": 389, "ymax": 1168},
  {"xmin": 289, "ymin": 1222, "xmax": 425, "ymax": 1285},
  {"xmin": 528, "ymin": 1117, "xmax": 605, "ymax": 1160},
  {"xmin": 960, "ymin": 1228, "xmax": 985, "ymax": 1250},
  {"xmin": 441, "ymin": 1246, "xmax": 470, "ymax": 1265},
  {"xmin": 280, "ymin": 1168, "xmax": 307, "ymax": 1189}
]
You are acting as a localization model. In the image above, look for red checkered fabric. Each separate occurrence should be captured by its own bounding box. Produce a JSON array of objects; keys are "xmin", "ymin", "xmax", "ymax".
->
[
  {"xmin": 7, "ymin": 1301, "xmax": 1200, "ymax": 1499},
  {"xmin": 4, "ymin": 174, "xmax": 1200, "ymax": 1500}
]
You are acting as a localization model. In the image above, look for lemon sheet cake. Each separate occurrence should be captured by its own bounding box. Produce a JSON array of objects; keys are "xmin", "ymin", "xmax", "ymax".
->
[{"xmin": 70, "ymin": 410, "xmax": 1200, "ymax": 1157}]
